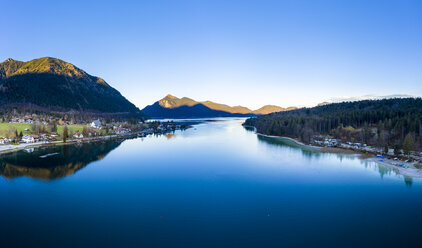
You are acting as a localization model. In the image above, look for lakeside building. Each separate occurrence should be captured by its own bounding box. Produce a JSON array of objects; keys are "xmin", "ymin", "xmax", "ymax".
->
[
  {"xmin": 73, "ymin": 132, "xmax": 84, "ymax": 139},
  {"xmin": 22, "ymin": 135, "xmax": 35, "ymax": 143},
  {"xmin": 0, "ymin": 137, "xmax": 11, "ymax": 144},
  {"xmin": 91, "ymin": 120, "xmax": 102, "ymax": 129}
]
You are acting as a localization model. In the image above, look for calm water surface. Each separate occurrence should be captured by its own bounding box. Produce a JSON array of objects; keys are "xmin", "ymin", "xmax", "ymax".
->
[{"xmin": 1, "ymin": 119, "xmax": 421, "ymax": 247}]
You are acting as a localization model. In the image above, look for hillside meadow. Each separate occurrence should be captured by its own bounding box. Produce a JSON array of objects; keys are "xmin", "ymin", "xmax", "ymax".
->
[{"xmin": 0, "ymin": 123, "xmax": 88, "ymax": 137}]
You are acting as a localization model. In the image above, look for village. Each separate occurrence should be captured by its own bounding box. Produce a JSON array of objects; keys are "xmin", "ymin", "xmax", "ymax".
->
[
  {"xmin": 312, "ymin": 135, "xmax": 422, "ymax": 171},
  {"xmin": 0, "ymin": 113, "xmax": 188, "ymax": 153}
]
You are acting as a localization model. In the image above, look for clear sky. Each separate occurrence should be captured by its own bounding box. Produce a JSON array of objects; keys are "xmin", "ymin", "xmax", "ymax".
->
[{"xmin": 1, "ymin": 0, "xmax": 421, "ymax": 109}]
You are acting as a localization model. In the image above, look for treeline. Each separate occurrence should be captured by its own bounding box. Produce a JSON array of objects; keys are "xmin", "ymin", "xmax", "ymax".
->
[
  {"xmin": 244, "ymin": 98, "xmax": 422, "ymax": 151},
  {"xmin": 0, "ymin": 106, "xmax": 146, "ymax": 123}
]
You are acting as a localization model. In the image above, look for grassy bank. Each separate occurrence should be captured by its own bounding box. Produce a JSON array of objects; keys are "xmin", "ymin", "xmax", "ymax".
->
[
  {"xmin": 0, "ymin": 123, "xmax": 31, "ymax": 134},
  {"xmin": 0, "ymin": 123, "xmax": 88, "ymax": 136}
]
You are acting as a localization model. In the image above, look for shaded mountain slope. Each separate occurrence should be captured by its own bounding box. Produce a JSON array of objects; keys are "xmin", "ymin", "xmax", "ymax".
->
[
  {"xmin": 0, "ymin": 57, "xmax": 141, "ymax": 115},
  {"xmin": 252, "ymin": 105, "xmax": 297, "ymax": 115},
  {"xmin": 201, "ymin": 101, "xmax": 252, "ymax": 114},
  {"xmin": 142, "ymin": 101, "xmax": 253, "ymax": 118},
  {"xmin": 142, "ymin": 94, "xmax": 294, "ymax": 118}
]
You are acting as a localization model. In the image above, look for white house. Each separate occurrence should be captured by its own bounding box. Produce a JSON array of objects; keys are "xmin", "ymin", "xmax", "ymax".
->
[
  {"xmin": 91, "ymin": 120, "xmax": 101, "ymax": 129},
  {"xmin": 73, "ymin": 132, "xmax": 84, "ymax": 139},
  {"xmin": 22, "ymin": 135, "xmax": 35, "ymax": 143},
  {"xmin": 0, "ymin": 137, "xmax": 10, "ymax": 144}
]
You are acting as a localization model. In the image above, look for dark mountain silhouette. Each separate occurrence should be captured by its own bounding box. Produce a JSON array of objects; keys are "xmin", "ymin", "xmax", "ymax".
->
[{"xmin": 142, "ymin": 100, "xmax": 254, "ymax": 118}]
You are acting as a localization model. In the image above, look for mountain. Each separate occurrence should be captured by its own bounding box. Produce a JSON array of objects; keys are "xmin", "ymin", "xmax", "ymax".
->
[
  {"xmin": 201, "ymin": 101, "xmax": 252, "ymax": 114},
  {"xmin": 158, "ymin": 94, "xmax": 198, "ymax": 108},
  {"xmin": 315, "ymin": 95, "xmax": 415, "ymax": 107},
  {"xmin": 142, "ymin": 95, "xmax": 253, "ymax": 118},
  {"xmin": 252, "ymin": 105, "xmax": 296, "ymax": 115},
  {"xmin": 142, "ymin": 94, "xmax": 295, "ymax": 118},
  {"xmin": 0, "ymin": 57, "xmax": 141, "ymax": 116},
  {"xmin": 317, "ymin": 102, "xmax": 331, "ymax": 106},
  {"xmin": 329, "ymin": 94, "xmax": 414, "ymax": 103},
  {"xmin": 142, "ymin": 102, "xmax": 242, "ymax": 118}
]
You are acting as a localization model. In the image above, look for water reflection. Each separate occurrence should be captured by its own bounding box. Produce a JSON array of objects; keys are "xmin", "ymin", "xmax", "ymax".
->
[
  {"xmin": 404, "ymin": 176, "xmax": 413, "ymax": 187},
  {"xmin": 0, "ymin": 119, "xmax": 417, "ymax": 188},
  {"xmin": 256, "ymin": 134, "xmax": 320, "ymax": 158},
  {"xmin": 254, "ymin": 131, "xmax": 412, "ymax": 185},
  {"xmin": 0, "ymin": 140, "xmax": 122, "ymax": 180}
]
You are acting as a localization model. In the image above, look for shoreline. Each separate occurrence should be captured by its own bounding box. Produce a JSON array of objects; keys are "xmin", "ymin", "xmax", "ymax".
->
[
  {"xmin": 256, "ymin": 133, "xmax": 320, "ymax": 149},
  {"xmin": 3, "ymin": 122, "xmax": 422, "ymax": 179},
  {"xmin": 365, "ymin": 156, "xmax": 422, "ymax": 178},
  {"xmin": 0, "ymin": 122, "xmax": 195, "ymax": 156},
  {"xmin": 0, "ymin": 132, "xmax": 139, "ymax": 156},
  {"xmin": 244, "ymin": 124, "xmax": 322, "ymax": 151},
  {"xmin": 247, "ymin": 126, "xmax": 422, "ymax": 179}
]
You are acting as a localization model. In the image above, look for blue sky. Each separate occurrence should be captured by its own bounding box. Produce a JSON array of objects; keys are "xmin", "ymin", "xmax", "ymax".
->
[{"xmin": 1, "ymin": 0, "xmax": 421, "ymax": 109}]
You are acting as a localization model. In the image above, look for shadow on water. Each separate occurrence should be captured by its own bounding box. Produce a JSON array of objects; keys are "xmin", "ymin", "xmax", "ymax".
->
[{"xmin": 0, "ymin": 140, "xmax": 123, "ymax": 180}]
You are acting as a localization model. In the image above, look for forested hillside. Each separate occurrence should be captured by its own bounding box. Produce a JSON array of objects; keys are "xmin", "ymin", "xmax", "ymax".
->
[
  {"xmin": 0, "ymin": 57, "xmax": 142, "ymax": 117},
  {"xmin": 244, "ymin": 98, "xmax": 422, "ymax": 151}
]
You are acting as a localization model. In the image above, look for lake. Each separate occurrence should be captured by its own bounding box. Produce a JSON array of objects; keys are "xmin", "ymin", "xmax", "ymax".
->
[{"xmin": 1, "ymin": 118, "xmax": 421, "ymax": 248}]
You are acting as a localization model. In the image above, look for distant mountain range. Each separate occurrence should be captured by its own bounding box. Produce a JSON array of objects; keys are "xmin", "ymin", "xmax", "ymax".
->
[
  {"xmin": 327, "ymin": 94, "xmax": 415, "ymax": 104},
  {"xmin": 0, "ymin": 57, "xmax": 142, "ymax": 116},
  {"xmin": 142, "ymin": 94, "xmax": 296, "ymax": 118},
  {"xmin": 315, "ymin": 95, "xmax": 417, "ymax": 108}
]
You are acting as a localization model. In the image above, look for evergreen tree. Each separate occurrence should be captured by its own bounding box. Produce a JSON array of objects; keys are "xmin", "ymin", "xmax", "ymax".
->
[
  {"xmin": 63, "ymin": 126, "xmax": 68, "ymax": 143},
  {"xmin": 403, "ymin": 133, "xmax": 414, "ymax": 156},
  {"xmin": 394, "ymin": 144, "xmax": 401, "ymax": 156}
]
